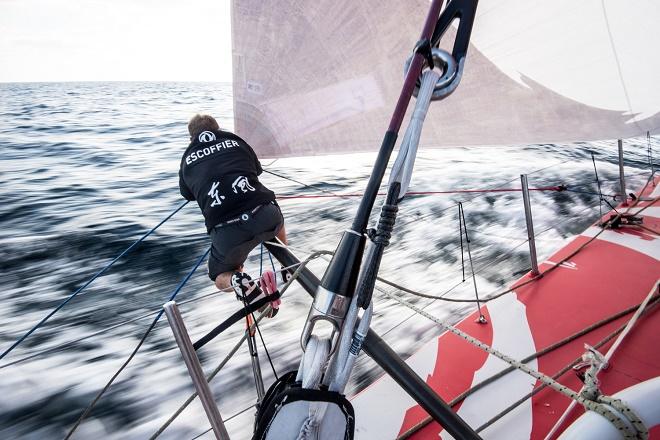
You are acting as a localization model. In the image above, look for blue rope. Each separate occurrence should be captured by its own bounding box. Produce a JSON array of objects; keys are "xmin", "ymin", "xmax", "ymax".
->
[
  {"xmin": 268, "ymin": 248, "xmax": 276, "ymax": 272},
  {"xmin": 0, "ymin": 200, "xmax": 189, "ymax": 360},
  {"xmin": 259, "ymin": 243, "xmax": 264, "ymax": 276},
  {"xmin": 164, "ymin": 247, "xmax": 210, "ymax": 305},
  {"xmin": 258, "ymin": 242, "xmax": 277, "ymax": 275},
  {"xmin": 65, "ymin": 247, "xmax": 210, "ymax": 439}
]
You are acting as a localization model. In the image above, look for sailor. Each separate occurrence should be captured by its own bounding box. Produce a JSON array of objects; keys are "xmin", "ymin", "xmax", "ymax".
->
[{"xmin": 179, "ymin": 114, "xmax": 287, "ymax": 304}]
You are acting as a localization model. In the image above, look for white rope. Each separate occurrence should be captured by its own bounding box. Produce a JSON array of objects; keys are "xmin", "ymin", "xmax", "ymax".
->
[
  {"xmin": 295, "ymin": 400, "xmax": 329, "ymax": 440},
  {"xmin": 295, "ymin": 336, "xmax": 331, "ymax": 440},
  {"xmin": 544, "ymin": 280, "xmax": 658, "ymax": 440},
  {"xmin": 377, "ymin": 284, "xmax": 654, "ymax": 439},
  {"xmin": 297, "ymin": 335, "xmax": 330, "ymax": 389},
  {"xmin": 389, "ymin": 68, "xmax": 441, "ymax": 199}
]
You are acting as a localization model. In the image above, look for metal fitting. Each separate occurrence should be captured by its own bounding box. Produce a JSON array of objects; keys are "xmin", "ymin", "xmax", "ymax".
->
[
  {"xmin": 300, "ymin": 287, "xmax": 350, "ymax": 354},
  {"xmin": 404, "ymin": 48, "xmax": 459, "ymax": 101}
]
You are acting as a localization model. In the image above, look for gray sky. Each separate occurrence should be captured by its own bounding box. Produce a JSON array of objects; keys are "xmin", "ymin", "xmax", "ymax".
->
[{"xmin": 0, "ymin": 0, "xmax": 232, "ymax": 82}]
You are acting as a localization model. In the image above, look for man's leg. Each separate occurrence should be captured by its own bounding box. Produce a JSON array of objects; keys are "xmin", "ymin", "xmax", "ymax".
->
[
  {"xmin": 211, "ymin": 202, "xmax": 285, "ymax": 291},
  {"xmin": 215, "ymin": 266, "xmax": 242, "ymax": 290},
  {"xmin": 276, "ymin": 223, "xmax": 287, "ymax": 245}
]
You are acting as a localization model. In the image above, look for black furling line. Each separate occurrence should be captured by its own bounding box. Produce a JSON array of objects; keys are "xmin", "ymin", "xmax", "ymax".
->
[
  {"xmin": 591, "ymin": 152, "xmax": 620, "ymax": 221},
  {"xmin": 240, "ymin": 297, "xmax": 279, "ymax": 382},
  {"xmin": 263, "ymin": 169, "xmax": 346, "ymax": 200},
  {"xmin": 251, "ymin": 309, "xmax": 279, "ymax": 381},
  {"xmin": 458, "ymin": 202, "xmax": 485, "ymax": 322}
]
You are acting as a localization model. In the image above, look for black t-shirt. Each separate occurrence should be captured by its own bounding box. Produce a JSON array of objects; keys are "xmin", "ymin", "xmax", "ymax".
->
[{"xmin": 179, "ymin": 129, "xmax": 275, "ymax": 232}]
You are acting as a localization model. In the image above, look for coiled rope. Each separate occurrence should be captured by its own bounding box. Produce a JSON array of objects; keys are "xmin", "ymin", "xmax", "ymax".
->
[
  {"xmin": 0, "ymin": 200, "xmax": 189, "ymax": 360},
  {"xmin": 544, "ymin": 280, "xmax": 660, "ymax": 439},
  {"xmin": 381, "ymin": 282, "xmax": 657, "ymax": 440},
  {"xmin": 396, "ymin": 294, "xmax": 660, "ymax": 439}
]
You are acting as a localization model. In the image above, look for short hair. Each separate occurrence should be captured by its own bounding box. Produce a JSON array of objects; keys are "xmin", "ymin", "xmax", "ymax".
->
[{"xmin": 188, "ymin": 114, "xmax": 220, "ymax": 139}]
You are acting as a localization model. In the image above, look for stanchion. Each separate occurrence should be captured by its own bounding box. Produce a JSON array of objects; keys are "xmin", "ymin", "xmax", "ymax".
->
[
  {"xmin": 521, "ymin": 174, "xmax": 539, "ymax": 276},
  {"xmin": 164, "ymin": 301, "xmax": 230, "ymax": 440},
  {"xmin": 618, "ymin": 139, "xmax": 628, "ymax": 206}
]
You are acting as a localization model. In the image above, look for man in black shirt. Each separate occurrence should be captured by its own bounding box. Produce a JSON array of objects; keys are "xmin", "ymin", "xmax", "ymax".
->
[{"xmin": 179, "ymin": 114, "xmax": 286, "ymax": 296}]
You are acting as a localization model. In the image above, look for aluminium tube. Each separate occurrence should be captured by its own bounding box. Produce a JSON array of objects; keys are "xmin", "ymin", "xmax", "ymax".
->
[
  {"xmin": 163, "ymin": 301, "xmax": 230, "ymax": 440},
  {"xmin": 618, "ymin": 139, "xmax": 628, "ymax": 206},
  {"xmin": 521, "ymin": 174, "xmax": 539, "ymax": 276}
]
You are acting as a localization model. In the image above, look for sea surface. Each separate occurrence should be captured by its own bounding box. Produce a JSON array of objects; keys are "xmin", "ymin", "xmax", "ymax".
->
[{"xmin": 0, "ymin": 81, "xmax": 656, "ymax": 439}]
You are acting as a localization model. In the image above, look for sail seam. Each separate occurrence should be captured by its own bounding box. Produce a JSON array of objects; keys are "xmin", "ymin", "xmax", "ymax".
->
[{"xmin": 601, "ymin": 0, "xmax": 645, "ymax": 134}]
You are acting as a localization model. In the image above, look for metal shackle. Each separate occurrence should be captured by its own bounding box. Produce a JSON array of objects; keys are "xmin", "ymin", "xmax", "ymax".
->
[{"xmin": 404, "ymin": 48, "xmax": 458, "ymax": 101}]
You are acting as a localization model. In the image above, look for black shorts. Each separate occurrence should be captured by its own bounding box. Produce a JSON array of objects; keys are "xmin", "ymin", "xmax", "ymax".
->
[{"xmin": 208, "ymin": 201, "xmax": 284, "ymax": 280}]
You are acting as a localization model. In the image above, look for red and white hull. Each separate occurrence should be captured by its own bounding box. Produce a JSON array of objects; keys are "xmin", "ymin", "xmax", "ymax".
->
[{"xmin": 352, "ymin": 177, "xmax": 660, "ymax": 439}]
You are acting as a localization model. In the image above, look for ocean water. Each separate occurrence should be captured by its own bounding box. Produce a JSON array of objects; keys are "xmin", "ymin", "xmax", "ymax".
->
[{"xmin": 0, "ymin": 81, "xmax": 656, "ymax": 439}]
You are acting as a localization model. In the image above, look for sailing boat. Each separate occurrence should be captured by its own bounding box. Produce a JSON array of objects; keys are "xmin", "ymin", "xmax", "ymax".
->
[
  {"xmin": 1, "ymin": 0, "xmax": 657, "ymax": 438},
  {"xmin": 225, "ymin": 0, "xmax": 660, "ymax": 438}
]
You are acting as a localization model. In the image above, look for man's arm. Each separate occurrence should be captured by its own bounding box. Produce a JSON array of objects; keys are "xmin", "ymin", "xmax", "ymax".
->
[{"xmin": 179, "ymin": 168, "xmax": 195, "ymax": 201}]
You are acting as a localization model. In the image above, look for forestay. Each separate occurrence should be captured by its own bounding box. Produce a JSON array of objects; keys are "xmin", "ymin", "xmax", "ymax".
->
[{"xmin": 231, "ymin": 0, "xmax": 660, "ymax": 157}]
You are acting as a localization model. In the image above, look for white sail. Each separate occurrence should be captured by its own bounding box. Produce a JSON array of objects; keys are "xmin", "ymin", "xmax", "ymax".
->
[{"xmin": 231, "ymin": 0, "xmax": 660, "ymax": 157}]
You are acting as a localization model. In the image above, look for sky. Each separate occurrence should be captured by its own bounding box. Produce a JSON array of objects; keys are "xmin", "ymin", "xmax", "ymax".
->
[{"xmin": 0, "ymin": 0, "xmax": 232, "ymax": 82}]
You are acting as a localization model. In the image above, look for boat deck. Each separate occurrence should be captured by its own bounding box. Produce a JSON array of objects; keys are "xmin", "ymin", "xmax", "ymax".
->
[{"xmin": 352, "ymin": 176, "xmax": 660, "ymax": 439}]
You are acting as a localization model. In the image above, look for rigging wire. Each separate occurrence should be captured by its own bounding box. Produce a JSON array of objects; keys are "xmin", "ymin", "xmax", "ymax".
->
[
  {"xmin": 149, "ymin": 252, "xmax": 326, "ymax": 439},
  {"xmin": 5, "ymin": 150, "xmax": 653, "ymax": 436},
  {"xmin": 268, "ymin": 179, "xmax": 612, "ymax": 345},
  {"xmin": 189, "ymin": 403, "xmax": 257, "ymax": 440},
  {"xmin": 377, "ymin": 194, "xmax": 659, "ymax": 305},
  {"xmin": 591, "ymin": 151, "xmax": 619, "ymax": 219},
  {"xmin": 73, "ymin": 172, "xmax": 657, "ymax": 440},
  {"xmin": 384, "ymin": 283, "xmax": 657, "ymax": 440},
  {"xmin": 267, "ymin": 158, "xmax": 570, "ymax": 209},
  {"xmin": 64, "ymin": 247, "xmax": 210, "ymax": 440},
  {"xmin": 0, "ymin": 263, "xmax": 303, "ymax": 370},
  {"xmin": 392, "ymin": 158, "xmax": 574, "ymax": 230},
  {"xmin": 393, "ymin": 157, "xmax": 652, "ymax": 234},
  {"xmin": 263, "ymin": 169, "xmax": 352, "ymax": 200},
  {"xmin": 253, "ymin": 245, "xmax": 279, "ymax": 380},
  {"xmin": 396, "ymin": 294, "xmax": 660, "ymax": 439},
  {"xmin": 276, "ymin": 186, "xmax": 566, "ymax": 200},
  {"xmin": 150, "ymin": 306, "xmax": 274, "ymax": 440},
  {"xmin": 0, "ymin": 200, "xmax": 190, "ymax": 361},
  {"xmin": 458, "ymin": 202, "xmax": 485, "ymax": 322}
]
